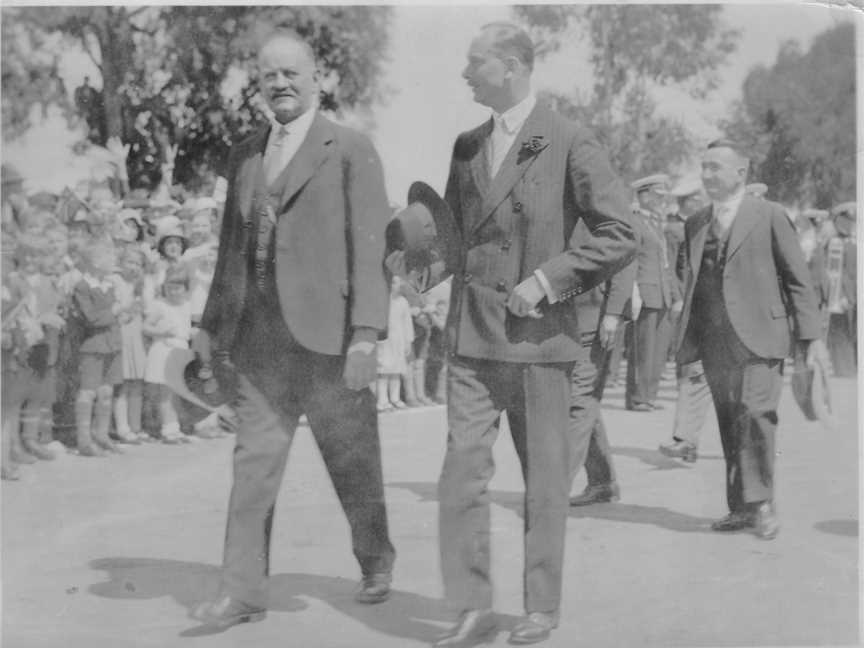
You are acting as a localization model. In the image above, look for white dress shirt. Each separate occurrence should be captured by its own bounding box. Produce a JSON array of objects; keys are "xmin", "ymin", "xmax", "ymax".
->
[
  {"xmin": 488, "ymin": 93, "xmax": 537, "ymax": 178},
  {"xmin": 711, "ymin": 188, "xmax": 745, "ymax": 237},
  {"xmin": 263, "ymin": 106, "xmax": 317, "ymax": 185}
]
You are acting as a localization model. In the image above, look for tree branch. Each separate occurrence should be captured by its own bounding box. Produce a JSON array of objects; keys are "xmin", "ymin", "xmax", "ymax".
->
[{"xmin": 79, "ymin": 32, "xmax": 102, "ymax": 71}]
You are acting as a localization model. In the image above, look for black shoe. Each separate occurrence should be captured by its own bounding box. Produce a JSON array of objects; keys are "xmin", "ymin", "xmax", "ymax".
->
[
  {"xmin": 569, "ymin": 482, "xmax": 620, "ymax": 507},
  {"xmin": 710, "ymin": 511, "xmax": 755, "ymax": 532},
  {"xmin": 508, "ymin": 611, "xmax": 559, "ymax": 645},
  {"xmin": 754, "ymin": 501, "xmax": 780, "ymax": 540},
  {"xmin": 354, "ymin": 573, "xmax": 391, "ymax": 604},
  {"xmin": 658, "ymin": 440, "xmax": 698, "ymax": 463},
  {"xmin": 191, "ymin": 595, "xmax": 266, "ymax": 630},
  {"xmin": 433, "ymin": 609, "xmax": 498, "ymax": 647}
]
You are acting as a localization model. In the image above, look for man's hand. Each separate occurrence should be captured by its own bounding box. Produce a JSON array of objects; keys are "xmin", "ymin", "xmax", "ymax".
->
[
  {"xmin": 671, "ymin": 300, "xmax": 683, "ymax": 315},
  {"xmin": 192, "ymin": 328, "xmax": 213, "ymax": 365},
  {"xmin": 344, "ymin": 327, "xmax": 378, "ymax": 390},
  {"xmin": 506, "ymin": 276, "xmax": 545, "ymax": 318},
  {"xmin": 599, "ymin": 314, "xmax": 620, "ymax": 348},
  {"xmin": 805, "ymin": 338, "xmax": 829, "ymax": 369}
]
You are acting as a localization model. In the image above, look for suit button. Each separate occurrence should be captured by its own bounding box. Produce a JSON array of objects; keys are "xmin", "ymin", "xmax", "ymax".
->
[
  {"xmin": 496, "ymin": 281, "xmax": 508, "ymax": 292},
  {"xmin": 513, "ymin": 202, "xmax": 523, "ymax": 212},
  {"xmin": 501, "ymin": 240, "xmax": 512, "ymax": 251},
  {"xmin": 463, "ymin": 274, "xmax": 472, "ymax": 284}
]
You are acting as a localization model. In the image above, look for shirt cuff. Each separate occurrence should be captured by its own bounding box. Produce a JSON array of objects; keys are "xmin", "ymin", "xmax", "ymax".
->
[{"xmin": 533, "ymin": 270, "xmax": 558, "ymax": 305}]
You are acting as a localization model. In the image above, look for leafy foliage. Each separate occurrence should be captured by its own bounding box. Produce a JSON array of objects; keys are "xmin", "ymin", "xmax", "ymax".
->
[
  {"xmin": 722, "ymin": 23, "xmax": 856, "ymax": 207},
  {"xmin": 2, "ymin": 6, "xmax": 392, "ymax": 192},
  {"xmin": 516, "ymin": 4, "xmax": 739, "ymax": 179}
]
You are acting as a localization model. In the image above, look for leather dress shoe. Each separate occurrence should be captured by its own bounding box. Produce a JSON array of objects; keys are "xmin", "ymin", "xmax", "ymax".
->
[
  {"xmin": 754, "ymin": 501, "xmax": 780, "ymax": 540},
  {"xmin": 509, "ymin": 611, "xmax": 559, "ymax": 645},
  {"xmin": 191, "ymin": 595, "xmax": 266, "ymax": 629},
  {"xmin": 710, "ymin": 510, "xmax": 755, "ymax": 532},
  {"xmin": 354, "ymin": 573, "xmax": 391, "ymax": 604},
  {"xmin": 658, "ymin": 439, "xmax": 698, "ymax": 463},
  {"xmin": 569, "ymin": 482, "xmax": 620, "ymax": 507},
  {"xmin": 433, "ymin": 609, "xmax": 498, "ymax": 647}
]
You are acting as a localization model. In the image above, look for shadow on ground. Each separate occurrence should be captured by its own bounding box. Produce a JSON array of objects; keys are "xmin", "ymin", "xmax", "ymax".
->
[
  {"xmin": 88, "ymin": 557, "xmax": 519, "ymax": 641},
  {"xmin": 388, "ymin": 482, "xmax": 715, "ymax": 534},
  {"xmin": 813, "ymin": 519, "xmax": 858, "ymax": 537}
]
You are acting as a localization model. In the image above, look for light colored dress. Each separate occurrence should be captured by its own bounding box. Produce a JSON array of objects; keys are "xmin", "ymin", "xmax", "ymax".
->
[
  {"xmin": 111, "ymin": 274, "xmax": 147, "ymax": 380},
  {"xmin": 144, "ymin": 298, "xmax": 192, "ymax": 385},
  {"xmin": 376, "ymin": 291, "xmax": 414, "ymax": 375}
]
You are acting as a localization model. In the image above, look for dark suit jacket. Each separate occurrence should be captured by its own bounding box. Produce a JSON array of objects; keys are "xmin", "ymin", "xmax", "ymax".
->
[
  {"xmin": 201, "ymin": 114, "xmax": 390, "ymax": 356},
  {"xmin": 443, "ymin": 103, "xmax": 636, "ymax": 363},
  {"xmin": 633, "ymin": 210, "xmax": 678, "ymax": 310},
  {"xmin": 675, "ymin": 195, "xmax": 821, "ymax": 363}
]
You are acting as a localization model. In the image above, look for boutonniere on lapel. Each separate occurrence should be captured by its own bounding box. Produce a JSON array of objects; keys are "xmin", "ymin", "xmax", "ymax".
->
[{"xmin": 517, "ymin": 135, "xmax": 548, "ymax": 164}]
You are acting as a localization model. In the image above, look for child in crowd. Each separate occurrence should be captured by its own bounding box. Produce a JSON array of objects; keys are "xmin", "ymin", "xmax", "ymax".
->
[
  {"xmin": 376, "ymin": 276, "xmax": 414, "ymax": 412},
  {"xmin": 18, "ymin": 235, "xmax": 65, "ymax": 460},
  {"xmin": 144, "ymin": 215, "xmax": 188, "ymax": 308},
  {"xmin": 142, "ymin": 264, "xmax": 193, "ymax": 443},
  {"xmin": 111, "ymin": 246, "xmax": 148, "ymax": 444},
  {"xmin": 71, "ymin": 241, "xmax": 123, "ymax": 456}
]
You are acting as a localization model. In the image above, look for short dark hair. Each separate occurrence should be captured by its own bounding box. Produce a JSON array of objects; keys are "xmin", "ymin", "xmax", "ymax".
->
[
  {"xmin": 481, "ymin": 22, "xmax": 535, "ymax": 71},
  {"xmin": 707, "ymin": 138, "xmax": 749, "ymax": 161}
]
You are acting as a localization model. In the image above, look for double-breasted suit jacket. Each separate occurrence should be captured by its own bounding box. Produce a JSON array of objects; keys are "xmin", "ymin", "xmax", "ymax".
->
[
  {"xmin": 201, "ymin": 114, "xmax": 389, "ymax": 357},
  {"xmin": 443, "ymin": 104, "xmax": 636, "ymax": 363},
  {"xmin": 675, "ymin": 195, "xmax": 821, "ymax": 365},
  {"xmin": 437, "ymin": 102, "xmax": 635, "ymax": 616}
]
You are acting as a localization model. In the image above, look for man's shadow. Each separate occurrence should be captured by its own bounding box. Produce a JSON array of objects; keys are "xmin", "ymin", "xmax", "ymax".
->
[
  {"xmin": 88, "ymin": 557, "xmax": 519, "ymax": 640},
  {"xmin": 388, "ymin": 482, "xmax": 715, "ymax": 534}
]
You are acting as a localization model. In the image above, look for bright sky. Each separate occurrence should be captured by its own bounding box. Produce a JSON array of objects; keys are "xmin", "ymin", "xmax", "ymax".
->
[{"xmin": 3, "ymin": 3, "xmax": 856, "ymax": 197}]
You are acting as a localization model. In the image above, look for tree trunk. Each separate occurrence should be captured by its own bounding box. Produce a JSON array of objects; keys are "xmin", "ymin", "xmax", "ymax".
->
[{"xmin": 97, "ymin": 9, "xmax": 128, "ymax": 141}]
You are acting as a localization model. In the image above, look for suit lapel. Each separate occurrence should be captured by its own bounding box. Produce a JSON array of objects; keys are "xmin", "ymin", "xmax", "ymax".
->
[
  {"xmin": 688, "ymin": 208, "xmax": 712, "ymax": 273},
  {"xmin": 725, "ymin": 196, "xmax": 760, "ymax": 260},
  {"xmin": 238, "ymin": 129, "xmax": 269, "ymax": 224},
  {"xmin": 269, "ymin": 114, "xmax": 334, "ymax": 212},
  {"xmin": 472, "ymin": 104, "xmax": 550, "ymax": 234},
  {"xmin": 467, "ymin": 119, "xmax": 493, "ymax": 203}
]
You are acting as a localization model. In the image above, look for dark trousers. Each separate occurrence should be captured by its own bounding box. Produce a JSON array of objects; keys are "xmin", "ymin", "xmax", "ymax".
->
[
  {"xmin": 439, "ymin": 355, "xmax": 573, "ymax": 614},
  {"xmin": 700, "ymin": 338, "xmax": 783, "ymax": 513},
  {"xmin": 221, "ymin": 296, "xmax": 395, "ymax": 608},
  {"xmin": 568, "ymin": 333, "xmax": 616, "ymax": 487},
  {"xmin": 626, "ymin": 306, "xmax": 671, "ymax": 407}
]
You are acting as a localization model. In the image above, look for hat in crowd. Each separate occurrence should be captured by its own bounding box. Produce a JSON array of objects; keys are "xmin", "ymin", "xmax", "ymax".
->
[
  {"xmin": 118, "ymin": 207, "xmax": 144, "ymax": 227},
  {"xmin": 188, "ymin": 196, "xmax": 218, "ymax": 215},
  {"xmin": 155, "ymin": 215, "xmax": 189, "ymax": 255},
  {"xmin": 386, "ymin": 181, "xmax": 460, "ymax": 278},
  {"xmin": 668, "ymin": 176, "xmax": 702, "ymax": 198},
  {"xmin": 630, "ymin": 174, "xmax": 670, "ymax": 194},
  {"xmin": 831, "ymin": 201, "xmax": 856, "ymax": 220},
  {"xmin": 801, "ymin": 208, "xmax": 829, "ymax": 223},
  {"xmin": 831, "ymin": 201, "xmax": 856, "ymax": 237},
  {"xmin": 745, "ymin": 183, "xmax": 768, "ymax": 198}
]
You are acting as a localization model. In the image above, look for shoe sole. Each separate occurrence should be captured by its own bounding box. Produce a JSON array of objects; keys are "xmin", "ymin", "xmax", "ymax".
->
[
  {"xmin": 508, "ymin": 630, "xmax": 553, "ymax": 645},
  {"xmin": 434, "ymin": 624, "xmax": 498, "ymax": 647}
]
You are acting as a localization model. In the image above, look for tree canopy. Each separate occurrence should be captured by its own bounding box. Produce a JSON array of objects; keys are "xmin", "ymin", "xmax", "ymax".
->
[
  {"xmin": 2, "ymin": 6, "xmax": 392, "ymax": 192},
  {"xmin": 722, "ymin": 22, "xmax": 856, "ymax": 208},
  {"xmin": 515, "ymin": 4, "xmax": 739, "ymax": 180}
]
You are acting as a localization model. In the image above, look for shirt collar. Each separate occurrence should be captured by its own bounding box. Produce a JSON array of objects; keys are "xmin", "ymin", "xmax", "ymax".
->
[
  {"xmin": 269, "ymin": 106, "xmax": 317, "ymax": 141},
  {"xmin": 492, "ymin": 93, "xmax": 536, "ymax": 135}
]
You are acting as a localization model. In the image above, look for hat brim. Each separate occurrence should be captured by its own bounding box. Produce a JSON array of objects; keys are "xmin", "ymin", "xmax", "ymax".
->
[{"xmin": 405, "ymin": 181, "xmax": 461, "ymax": 276}]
